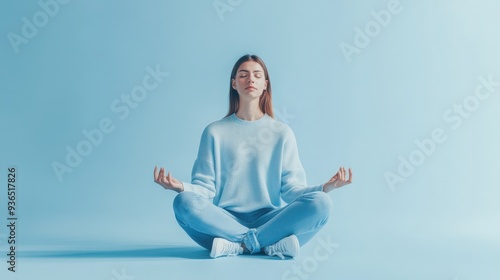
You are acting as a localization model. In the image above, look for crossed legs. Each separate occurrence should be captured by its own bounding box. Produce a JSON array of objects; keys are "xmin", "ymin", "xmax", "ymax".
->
[{"xmin": 173, "ymin": 191, "xmax": 332, "ymax": 253}]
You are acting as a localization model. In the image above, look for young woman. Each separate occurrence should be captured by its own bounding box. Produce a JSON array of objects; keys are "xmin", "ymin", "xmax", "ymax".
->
[{"xmin": 153, "ymin": 54, "xmax": 353, "ymax": 259}]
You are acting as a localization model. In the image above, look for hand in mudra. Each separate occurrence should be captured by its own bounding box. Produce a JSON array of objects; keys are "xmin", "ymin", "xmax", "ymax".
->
[
  {"xmin": 154, "ymin": 166, "xmax": 184, "ymax": 193},
  {"xmin": 323, "ymin": 167, "xmax": 353, "ymax": 193}
]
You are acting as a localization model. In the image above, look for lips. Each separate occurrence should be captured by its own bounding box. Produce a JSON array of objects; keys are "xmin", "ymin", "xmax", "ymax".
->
[{"xmin": 245, "ymin": 86, "xmax": 257, "ymax": 90}]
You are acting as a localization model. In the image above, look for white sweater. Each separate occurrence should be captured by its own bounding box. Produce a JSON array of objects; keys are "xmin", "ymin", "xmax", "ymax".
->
[{"xmin": 181, "ymin": 113, "xmax": 323, "ymax": 213}]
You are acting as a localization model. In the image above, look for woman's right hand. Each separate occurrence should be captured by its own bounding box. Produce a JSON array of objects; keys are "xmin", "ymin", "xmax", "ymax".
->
[{"xmin": 154, "ymin": 166, "xmax": 184, "ymax": 193}]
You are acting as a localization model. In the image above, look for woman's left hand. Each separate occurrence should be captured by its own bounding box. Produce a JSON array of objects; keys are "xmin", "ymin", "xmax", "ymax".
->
[{"xmin": 322, "ymin": 167, "xmax": 353, "ymax": 193}]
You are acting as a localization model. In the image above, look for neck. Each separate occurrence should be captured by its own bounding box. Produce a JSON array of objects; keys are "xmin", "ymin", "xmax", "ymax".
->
[{"xmin": 236, "ymin": 101, "xmax": 264, "ymax": 121}]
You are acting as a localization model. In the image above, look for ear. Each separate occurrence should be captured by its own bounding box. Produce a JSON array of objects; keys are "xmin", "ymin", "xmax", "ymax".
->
[
  {"xmin": 264, "ymin": 80, "xmax": 268, "ymax": 90},
  {"xmin": 232, "ymin": 78, "xmax": 237, "ymax": 90}
]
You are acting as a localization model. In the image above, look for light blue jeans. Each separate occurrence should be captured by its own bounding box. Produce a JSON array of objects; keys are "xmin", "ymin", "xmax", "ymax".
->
[{"xmin": 173, "ymin": 191, "xmax": 332, "ymax": 253}]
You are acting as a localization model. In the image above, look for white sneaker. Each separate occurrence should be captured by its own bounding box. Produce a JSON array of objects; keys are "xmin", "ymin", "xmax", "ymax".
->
[
  {"xmin": 264, "ymin": 235, "xmax": 300, "ymax": 259},
  {"xmin": 210, "ymin": 238, "xmax": 243, "ymax": 258}
]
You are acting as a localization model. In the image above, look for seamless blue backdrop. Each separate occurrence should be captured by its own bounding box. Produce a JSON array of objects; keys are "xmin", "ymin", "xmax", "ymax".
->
[{"xmin": 1, "ymin": 0, "xmax": 499, "ymax": 279}]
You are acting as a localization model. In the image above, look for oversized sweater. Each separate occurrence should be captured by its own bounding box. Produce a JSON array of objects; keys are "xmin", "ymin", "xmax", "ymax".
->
[{"xmin": 181, "ymin": 113, "xmax": 323, "ymax": 213}]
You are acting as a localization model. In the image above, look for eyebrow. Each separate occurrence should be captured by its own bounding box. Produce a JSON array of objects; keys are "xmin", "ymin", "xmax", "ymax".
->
[{"xmin": 238, "ymin": 70, "xmax": 263, "ymax": 73}]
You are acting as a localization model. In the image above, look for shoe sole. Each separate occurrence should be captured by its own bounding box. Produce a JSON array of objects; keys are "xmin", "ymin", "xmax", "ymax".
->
[
  {"xmin": 210, "ymin": 238, "xmax": 221, "ymax": 258},
  {"xmin": 288, "ymin": 235, "xmax": 300, "ymax": 258}
]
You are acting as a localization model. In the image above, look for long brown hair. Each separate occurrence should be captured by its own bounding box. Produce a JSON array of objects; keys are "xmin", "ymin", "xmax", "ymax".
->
[{"xmin": 225, "ymin": 54, "xmax": 274, "ymax": 118}]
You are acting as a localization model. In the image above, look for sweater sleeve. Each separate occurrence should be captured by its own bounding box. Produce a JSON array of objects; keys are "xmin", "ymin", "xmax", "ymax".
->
[
  {"xmin": 280, "ymin": 128, "xmax": 323, "ymax": 203},
  {"xmin": 181, "ymin": 127, "xmax": 216, "ymax": 199}
]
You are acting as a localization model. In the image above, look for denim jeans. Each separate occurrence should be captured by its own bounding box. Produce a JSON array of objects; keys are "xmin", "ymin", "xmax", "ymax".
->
[{"xmin": 173, "ymin": 191, "xmax": 332, "ymax": 253}]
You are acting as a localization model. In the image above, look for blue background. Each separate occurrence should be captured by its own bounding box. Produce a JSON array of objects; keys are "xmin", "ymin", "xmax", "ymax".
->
[{"xmin": 1, "ymin": 0, "xmax": 499, "ymax": 279}]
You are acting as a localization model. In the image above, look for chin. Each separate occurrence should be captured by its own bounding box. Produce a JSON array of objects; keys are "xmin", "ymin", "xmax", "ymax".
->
[{"xmin": 239, "ymin": 92, "xmax": 261, "ymax": 100}]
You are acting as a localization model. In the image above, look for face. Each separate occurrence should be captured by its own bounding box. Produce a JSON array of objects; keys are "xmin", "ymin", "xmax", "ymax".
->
[{"xmin": 232, "ymin": 61, "xmax": 268, "ymax": 100}]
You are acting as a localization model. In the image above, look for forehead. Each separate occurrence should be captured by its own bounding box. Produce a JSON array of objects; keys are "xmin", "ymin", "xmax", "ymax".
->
[{"xmin": 237, "ymin": 61, "xmax": 264, "ymax": 72}]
